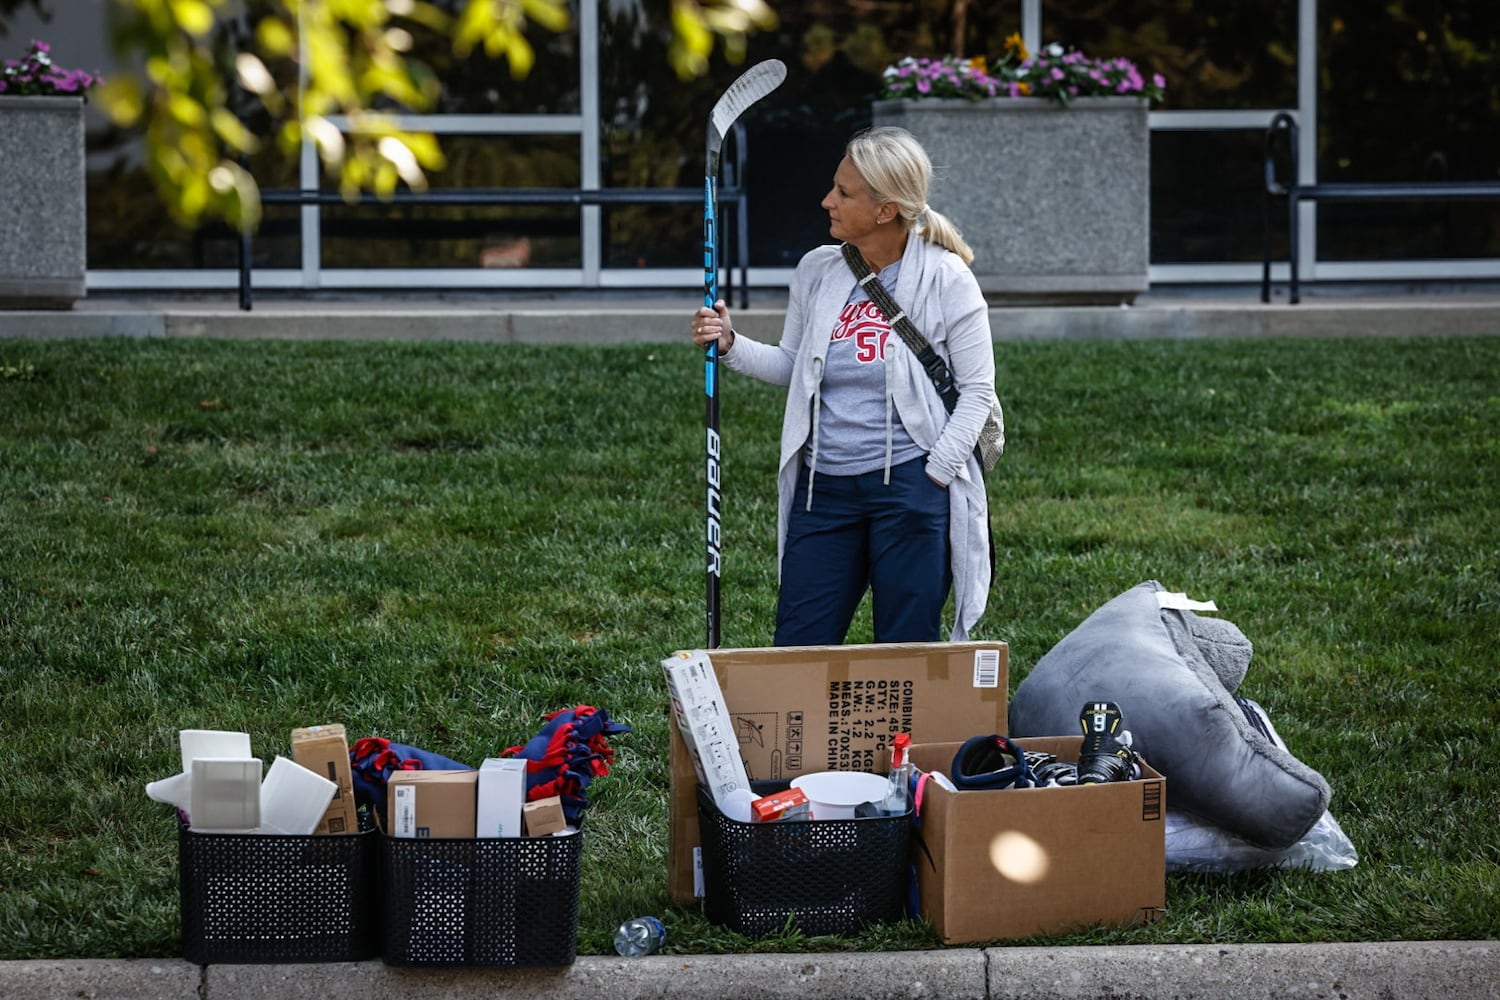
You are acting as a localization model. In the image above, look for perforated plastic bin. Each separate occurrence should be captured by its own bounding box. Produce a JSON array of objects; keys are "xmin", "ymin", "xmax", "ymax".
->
[
  {"xmin": 379, "ymin": 829, "xmax": 583, "ymax": 967},
  {"xmin": 696, "ymin": 781, "xmax": 910, "ymax": 937},
  {"xmin": 177, "ymin": 821, "xmax": 381, "ymax": 964}
]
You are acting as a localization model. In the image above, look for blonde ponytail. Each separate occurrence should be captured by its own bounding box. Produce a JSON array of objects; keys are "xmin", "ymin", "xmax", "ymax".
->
[{"xmin": 918, "ymin": 205, "xmax": 974, "ymax": 265}]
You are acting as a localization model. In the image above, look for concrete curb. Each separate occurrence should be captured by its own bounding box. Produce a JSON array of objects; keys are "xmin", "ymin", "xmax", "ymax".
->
[{"xmin": 4, "ymin": 942, "xmax": 1497, "ymax": 1000}]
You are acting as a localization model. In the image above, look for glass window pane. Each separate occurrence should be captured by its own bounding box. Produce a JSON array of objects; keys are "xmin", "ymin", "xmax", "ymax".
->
[
  {"xmin": 1151, "ymin": 130, "xmax": 1270, "ymax": 264},
  {"xmin": 318, "ymin": 135, "xmax": 583, "ymax": 269},
  {"xmin": 1042, "ymin": 0, "xmax": 1297, "ymax": 110},
  {"xmin": 87, "ymin": 120, "xmax": 302, "ymax": 270},
  {"xmin": 405, "ymin": 1, "xmax": 581, "ymax": 114},
  {"xmin": 1318, "ymin": 204, "xmax": 1500, "ymax": 262},
  {"xmin": 597, "ymin": 2, "xmax": 1022, "ymax": 268},
  {"xmin": 1317, "ymin": 2, "xmax": 1500, "ymax": 260}
]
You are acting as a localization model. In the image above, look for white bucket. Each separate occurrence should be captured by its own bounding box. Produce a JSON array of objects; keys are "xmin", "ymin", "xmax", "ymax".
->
[{"xmin": 790, "ymin": 771, "xmax": 889, "ymax": 820}]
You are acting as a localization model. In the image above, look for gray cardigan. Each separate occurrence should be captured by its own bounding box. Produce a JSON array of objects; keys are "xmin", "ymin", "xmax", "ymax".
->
[{"xmin": 723, "ymin": 232, "xmax": 996, "ymax": 640}]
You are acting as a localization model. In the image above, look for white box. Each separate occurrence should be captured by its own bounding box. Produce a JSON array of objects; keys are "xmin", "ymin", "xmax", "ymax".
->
[
  {"xmin": 476, "ymin": 758, "xmax": 527, "ymax": 838},
  {"xmin": 661, "ymin": 650, "xmax": 751, "ymax": 810},
  {"xmin": 179, "ymin": 730, "xmax": 251, "ymax": 773},
  {"xmin": 258, "ymin": 755, "xmax": 337, "ymax": 835},
  {"xmin": 189, "ymin": 757, "xmax": 262, "ymax": 832}
]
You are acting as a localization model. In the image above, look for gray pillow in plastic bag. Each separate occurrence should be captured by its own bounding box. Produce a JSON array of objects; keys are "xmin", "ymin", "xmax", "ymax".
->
[{"xmin": 1008, "ymin": 580, "xmax": 1331, "ymax": 850}]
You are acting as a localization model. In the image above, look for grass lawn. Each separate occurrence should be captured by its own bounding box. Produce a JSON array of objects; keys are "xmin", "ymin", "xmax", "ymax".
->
[{"xmin": 0, "ymin": 333, "xmax": 1496, "ymax": 959}]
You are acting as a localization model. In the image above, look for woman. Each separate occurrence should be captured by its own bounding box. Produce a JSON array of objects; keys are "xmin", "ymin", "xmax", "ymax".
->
[{"xmin": 690, "ymin": 125, "xmax": 995, "ymax": 644}]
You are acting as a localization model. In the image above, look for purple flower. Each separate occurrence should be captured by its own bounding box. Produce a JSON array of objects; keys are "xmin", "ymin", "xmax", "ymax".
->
[
  {"xmin": 1, "ymin": 38, "xmax": 99, "ymax": 97},
  {"xmin": 881, "ymin": 43, "xmax": 1164, "ymax": 105}
]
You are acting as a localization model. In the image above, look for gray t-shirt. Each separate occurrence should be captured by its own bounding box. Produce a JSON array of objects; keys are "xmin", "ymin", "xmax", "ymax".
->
[{"xmin": 811, "ymin": 261, "xmax": 925, "ymax": 475}]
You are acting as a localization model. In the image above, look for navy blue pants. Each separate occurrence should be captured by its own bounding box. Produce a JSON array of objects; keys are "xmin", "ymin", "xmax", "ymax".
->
[{"xmin": 774, "ymin": 457, "xmax": 951, "ymax": 646}]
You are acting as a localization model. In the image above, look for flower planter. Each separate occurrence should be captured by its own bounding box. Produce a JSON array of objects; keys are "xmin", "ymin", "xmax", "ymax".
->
[
  {"xmin": 0, "ymin": 95, "xmax": 87, "ymax": 309},
  {"xmin": 873, "ymin": 96, "xmax": 1149, "ymax": 304}
]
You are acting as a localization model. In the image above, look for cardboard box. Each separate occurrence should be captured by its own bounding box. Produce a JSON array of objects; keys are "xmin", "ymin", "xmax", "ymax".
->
[
  {"xmin": 476, "ymin": 757, "xmax": 527, "ymax": 838},
  {"xmin": 388, "ymin": 770, "xmax": 478, "ymax": 839},
  {"xmin": 667, "ymin": 641, "xmax": 1007, "ymax": 902},
  {"xmin": 522, "ymin": 795, "xmax": 567, "ymax": 837},
  {"xmin": 907, "ymin": 736, "xmax": 1166, "ymax": 943},
  {"xmin": 290, "ymin": 724, "xmax": 358, "ymax": 835}
]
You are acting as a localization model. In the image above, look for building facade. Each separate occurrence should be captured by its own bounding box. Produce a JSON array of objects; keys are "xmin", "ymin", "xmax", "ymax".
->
[{"xmin": 6, "ymin": 0, "xmax": 1497, "ymax": 296}]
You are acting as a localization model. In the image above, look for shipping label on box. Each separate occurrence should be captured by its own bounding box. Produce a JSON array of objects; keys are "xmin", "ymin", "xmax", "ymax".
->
[
  {"xmin": 387, "ymin": 770, "xmax": 478, "ymax": 839},
  {"xmin": 907, "ymin": 736, "xmax": 1166, "ymax": 944},
  {"xmin": 290, "ymin": 724, "xmax": 358, "ymax": 835},
  {"xmin": 666, "ymin": 641, "xmax": 1008, "ymax": 902}
]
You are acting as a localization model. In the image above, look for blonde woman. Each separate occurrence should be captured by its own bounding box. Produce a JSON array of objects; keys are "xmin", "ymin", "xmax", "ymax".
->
[{"xmin": 690, "ymin": 126, "xmax": 995, "ymax": 643}]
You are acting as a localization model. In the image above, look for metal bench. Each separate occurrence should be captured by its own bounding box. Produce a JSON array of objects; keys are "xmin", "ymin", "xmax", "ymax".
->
[
  {"xmin": 236, "ymin": 123, "xmax": 753, "ymax": 311},
  {"xmin": 1261, "ymin": 111, "xmax": 1500, "ymax": 304}
]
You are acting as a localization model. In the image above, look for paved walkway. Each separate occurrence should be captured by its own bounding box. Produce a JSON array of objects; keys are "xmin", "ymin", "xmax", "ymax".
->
[
  {"xmin": 4, "ymin": 941, "xmax": 1498, "ymax": 999},
  {"xmin": 2, "ymin": 287, "xmax": 1499, "ymax": 343}
]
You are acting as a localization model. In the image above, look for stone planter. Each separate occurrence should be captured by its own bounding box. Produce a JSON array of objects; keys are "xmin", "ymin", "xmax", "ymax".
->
[
  {"xmin": 873, "ymin": 96, "xmax": 1149, "ymax": 304},
  {"xmin": 0, "ymin": 95, "xmax": 87, "ymax": 309}
]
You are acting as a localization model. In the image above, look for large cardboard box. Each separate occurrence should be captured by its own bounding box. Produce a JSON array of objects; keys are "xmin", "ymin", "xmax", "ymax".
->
[
  {"xmin": 907, "ymin": 736, "xmax": 1166, "ymax": 943},
  {"xmin": 667, "ymin": 641, "xmax": 1007, "ymax": 902},
  {"xmin": 290, "ymin": 724, "xmax": 358, "ymax": 835},
  {"xmin": 388, "ymin": 770, "xmax": 478, "ymax": 839}
]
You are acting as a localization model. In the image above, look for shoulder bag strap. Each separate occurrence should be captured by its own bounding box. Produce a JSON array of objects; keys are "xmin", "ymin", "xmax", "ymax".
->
[{"xmin": 841, "ymin": 242, "xmax": 960, "ymax": 415}]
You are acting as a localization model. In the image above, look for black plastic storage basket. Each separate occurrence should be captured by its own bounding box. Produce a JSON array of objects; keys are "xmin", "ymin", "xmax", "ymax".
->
[
  {"xmin": 178, "ymin": 821, "xmax": 381, "ymax": 964},
  {"xmin": 379, "ymin": 829, "xmax": 583, "ymax": 967},
  {"xmin": 696, "ymin": 781, "xmax": 910, "ymax": 937}
]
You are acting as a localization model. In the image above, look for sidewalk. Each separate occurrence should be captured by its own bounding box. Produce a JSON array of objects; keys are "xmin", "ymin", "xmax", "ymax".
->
[
  {"xmin": 3, "ymin": 285, "xmax": 1500, "ymax": 344},
  {"xmin": 4, "ymin": 941, "xmax": 1497, "ymax": 999}
]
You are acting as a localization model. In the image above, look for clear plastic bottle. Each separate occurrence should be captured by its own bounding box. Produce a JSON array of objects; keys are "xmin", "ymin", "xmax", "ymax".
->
[
  {"xmin": 613, "ymin": 915, "xmax": 666, "ymax": 957},
  {"xmin": 880, "ymin": 733, "xmax": 914, "ymax": 815}
]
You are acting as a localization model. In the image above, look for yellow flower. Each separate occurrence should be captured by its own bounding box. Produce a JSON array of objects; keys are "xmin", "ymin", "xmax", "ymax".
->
[
  {"xmin": 968, "ymin": 55, "xmax": 988, "ymax": 72},
  {"xmin": 1016, "ymin": 81, "xmax": 1031, "ymax": 96},
  {"xmin": 1003, "ymin": 32, "xmax": 1030, "ymax": 61}
]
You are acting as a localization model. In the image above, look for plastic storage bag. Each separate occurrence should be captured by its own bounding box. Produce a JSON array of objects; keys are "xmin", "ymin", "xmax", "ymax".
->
[{"xmin": 1165, "ymin": 698, "xmax": 1358, "ymax": 873}]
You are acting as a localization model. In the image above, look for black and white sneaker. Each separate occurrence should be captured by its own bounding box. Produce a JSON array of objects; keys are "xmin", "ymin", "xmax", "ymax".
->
[{"xmin": 1076, "ymin": 701, "xmax": 1140, "ymax": 784}]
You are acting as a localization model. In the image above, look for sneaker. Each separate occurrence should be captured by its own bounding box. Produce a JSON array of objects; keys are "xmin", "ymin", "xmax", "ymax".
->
[{"xmin": 1076, "ymin": 701, "xmax": 1139, "ymax": 784}]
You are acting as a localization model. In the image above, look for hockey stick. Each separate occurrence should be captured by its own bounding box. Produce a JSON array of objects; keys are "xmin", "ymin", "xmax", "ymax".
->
[{"xmin": 703, "ymin": 58, "xmax": 786, "ymax": 650}]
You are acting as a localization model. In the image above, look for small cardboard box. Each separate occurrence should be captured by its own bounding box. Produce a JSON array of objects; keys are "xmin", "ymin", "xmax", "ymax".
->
[
  {"xmin": 667, "ymin": 641, "xmax": 1007, "ymax": 902},
  {"xmin": 290, "ymin": 724, "xmax": 358, "ymax": 835},
  {"xmin": 750, "ymin": 787, "xmax": 809, "ymax": 823},
  {"xmin": 522, "ymin": 795, "xmax": 567, "ymax": 837},
  {"xmin": 476, "ymin": 757, "xmax": 527, "ymax": 838},
  {"xmin": 388, "ymin": 770, "xmax": 478, "ymax": 839},
  {"xmin": 907, "ymin": 736, "xmax": 1166, "ymax": 944}
]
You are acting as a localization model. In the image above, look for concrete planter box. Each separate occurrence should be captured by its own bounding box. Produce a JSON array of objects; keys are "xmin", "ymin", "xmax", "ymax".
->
[
  {"xmin": 0, "ymin": 95, "xmax": 87, "ymax": 309},
  {"xmin": 873, "ymin": 97, "xmax": 1149, "ymax": 304}
]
